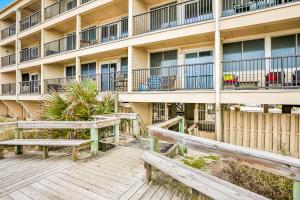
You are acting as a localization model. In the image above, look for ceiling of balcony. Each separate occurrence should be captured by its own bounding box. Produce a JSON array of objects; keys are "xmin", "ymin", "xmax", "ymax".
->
[
  {"xmin": 21, "ymin": 32, "xmax": 41, "ymax": 48},
  {"xmin": 80, "ymin": 48, "xmax": 128, "ymax": 62},
  {"xmin": 21, "ymin": 0, "xmax": 41, "ymax": 19},
  {"xmin": 47, "ymin": 17, "xmax": 77, "ymax": 34},
  {"xmin": 221, "ymin": 18, "xmax": 300, "ymax": 40},
  {"xmin": 81, "ymin": 0, "xmax": 128, "ymax": 27}
]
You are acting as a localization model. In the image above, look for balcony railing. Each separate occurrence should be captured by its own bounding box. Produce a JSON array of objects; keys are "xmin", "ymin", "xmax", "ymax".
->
[
  {"xmin": 80, "ymin": 18, "xmax": 128, "ymax": 48},
  {"xmin": 1, "ymin": 54, "xmax": 16, "ymax": 67},
  {"xmin": 222, "ymin": 0, "xmax": 299, "ymax": 17},
  {"xmin": 133, "ymin": 0, "xmax": 213, "ymax": 35},
  {"xmin": 20, "ymin": 80, "xmax": 41, "ymax": 94},
  {"xmin": 2, "ymin": 83, "xmax": 16, "ymax": 95},
  {"xmin": 44, "ymin": 34, "xmax": 76, "ymax": 56},
  {"xmin": 80, "ymin": 71, "xmax": 128, "ymax": 92},
  {"xmin": 44, "ymin": 0, "xmax": 77, "ymax": 20},
  {"xmin": 81, "ymin": 0, "xmax": 92, "ymax": 4},
  {"xmin": 44, "ymin": 77, "xmax": 76, "ymax": 93},
  {"xmin": 20, "ymin": 46, "xmax": 41, "ymax": 62},
  {"xmin": 132, "ymin": 63, "xmax": 214, "ymax": 91},
  {"xmin": 20, "ymin": 11, "xmax": 41, "ymax": 31},
  {"xmin": 1, "ymin": 24, "xmax": 16, "ymax": 39},
  {"xmin": 222, "ymin": 55, "xmax": 300, "ymax": 90}
]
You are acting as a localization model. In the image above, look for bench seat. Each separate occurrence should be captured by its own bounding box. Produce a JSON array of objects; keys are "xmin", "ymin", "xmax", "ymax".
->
[
  {"xmin": 0, "ymin": 139, "xmax": 92, "ymax": 161},
  {"xmin": 142, "ymin": 151, "xmax": 269, "ymax": 200}
]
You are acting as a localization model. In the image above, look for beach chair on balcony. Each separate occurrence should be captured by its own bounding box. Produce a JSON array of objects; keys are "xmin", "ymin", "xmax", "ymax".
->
[
  {"xmin": 265, "ymin": 71, "xmax": 285, "ymax": 88},
  {"xmin": 161, "ymin": 75, "xmax": 176, "ymax": 90},
  {"xmin": 223, "ymin": 74, "xmax": 239, "ymax": 89}
]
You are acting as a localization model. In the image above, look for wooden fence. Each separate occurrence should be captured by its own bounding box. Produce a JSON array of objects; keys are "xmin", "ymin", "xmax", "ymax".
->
[{"xmin": 223, "ymin": 110, "xmax": 300, "ymax": 158}]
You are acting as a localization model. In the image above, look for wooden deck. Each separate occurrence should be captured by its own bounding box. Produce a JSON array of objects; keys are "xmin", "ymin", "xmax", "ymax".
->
[{"xmin": 0, "ymin": 146, "xmax": 192, "ymax": 200}]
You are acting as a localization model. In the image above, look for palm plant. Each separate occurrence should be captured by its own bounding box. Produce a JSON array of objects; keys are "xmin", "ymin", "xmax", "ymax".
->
[{"xmin": 43, "ymin": 80, "xmax": 115, "ymax": 139}]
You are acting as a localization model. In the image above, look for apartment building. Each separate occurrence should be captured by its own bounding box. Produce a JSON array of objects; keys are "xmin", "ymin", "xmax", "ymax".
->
[{"xmin": 1, "ymin": 0, "xmax": 300, "ymax": 155}]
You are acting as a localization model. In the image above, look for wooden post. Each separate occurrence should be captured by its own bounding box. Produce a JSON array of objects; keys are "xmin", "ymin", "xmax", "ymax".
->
[
  {"xmin": 43, "ymin": 146, "xmax": 49, "ymax": 159},
  {"xmin": 90, "ymin": 128, "xmax": 98, "ymax": 156},
  {"xmin": 15, "ymin": 128, "xmax": 23, "ymax": 155},
  {"xmin": 145, "ymin": 163, "xmax": 152, "ymax": 183},
  {"xmin": 0, "ymin": 148, "xmax": 4, "ymax": 159},
  {"xmin": 72, "ymin": 147, "xmax": 79, "ymax": 162},
  {"xmin": 150, "ymin": 137, "xmax": 159, "ymax": 152},
  {"xmin": 132, "ymin": 119, "xmax": 139, "ymax": 138},
  {"xmin": 178, "ymin": 117, "xmax": 185, "ymax": 156},
  {"xmin": 192, "ymin": 189, "xmax": 200, "ymax": 200},
  {"xmin": 293, "ymin": 181, "xmax": 300, "ymax": 200},
  {"xmin": 114, "ymin": 124, "xmax": 120, "ymax": 147}
]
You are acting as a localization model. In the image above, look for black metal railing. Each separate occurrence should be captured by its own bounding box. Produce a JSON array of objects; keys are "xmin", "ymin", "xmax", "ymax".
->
[
  {"xmin": 1, "ymin": 54, "xmax": 16, "ymax": 67},
  {"xmin": 81, "ymin": 0, "xmax": 92, "ymax": 4},
  {"xmin": 80, "ymin": 18, "xmax": 128, "ymax": 48},
  {"xmin": 44, "ymin": 33, "xmax": 76, "ymax": 56},
  {"xmin": 20, "ymin": 80, "xmax": 41, "ymax": 94},
  {"xmin": 20, "ymin": 46, "xmax": 41, "ymax": 62},
  {"xmin": 222, "ymin": 55, "xmax": 300, "ymax": 89},
  {"xmin": 20, "ymin": 10, "xmax": 41, "ymax": 31},
  {"xmin": 222, "ymin": 0, "xmax": 300, "ymax": 17},
  {"xmin": 132, "ymin": 63, "xmax": 214, "ymax": 91},
  {"xmin": 44, "ymin": 77, "xmax": 75, "ymax": 93},
  {"xmin": 1, "ymin": 23, "xmax": 16, "ymax": 39},
  {"xmin": 44, "ymin": 0, "xmax": 77, "ymax": 20},
  {"xmin": 133, "ymin": 0, "xmax": 213, "ymax": 35},
  {"xmin": 80, "ymin": 71, "xmax": 128, "ymax": 92},
  {"xmin": 2, "ymin": 83, "xmax": 16, "ymax": 95}
]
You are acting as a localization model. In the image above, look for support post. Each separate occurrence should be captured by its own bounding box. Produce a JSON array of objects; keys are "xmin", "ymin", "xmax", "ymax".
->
[
  {"xmin": 90, "ymin": 128, "xmax": 98, "ymax": 156},
  {"xmin": 132, "ymin": 119, "xmax": 139, "ymax": 138},
  {"xmin": 0, "ymin": 148, "xmax": 4, "ymax": 159},
  {"xmin": 294, "ymin": 181, "xmax": 300, "ymax": 200},
  {"xmin": 145, "ymin": 163, "xmax": 152, "ymax": 183},
  {"xmin": 150, "ymin": 137, "xmax": 159, "ymax": 152},
  {"xmin": 43, "ymin": 146, "xmax": 49, "ymax": 159},
  {"xmin": 114, "ymin": 124, "xmax": 120, "ymax": 147},
  {"xmin": 15, "ymin": 128, "xmax": 23, "ymax": 155},
  {"xmin": 178, "ymin": 117, "xmax": 185, "ymax": 156}
]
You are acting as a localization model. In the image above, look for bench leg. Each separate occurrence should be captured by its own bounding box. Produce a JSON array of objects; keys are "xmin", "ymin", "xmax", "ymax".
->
[
  {"xmin": 0, "ymin": 148, "xmax": 4, "ymax": 159},
  {"xmin": 43, "ymin": 146, "xmax": 49, "ymax": 159},
  {"xmin": 145, "ymin": 163, "xmax": 152, "ymax": 183},
  {"xmin": 72, "ymin": 147, "xmax": 79, "ymax": 162},
  {"xmin": 15, "ymin": 145, "xmax": 23, "ymax": 155}
]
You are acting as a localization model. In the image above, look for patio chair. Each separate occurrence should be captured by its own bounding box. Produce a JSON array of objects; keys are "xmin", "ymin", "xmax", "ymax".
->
[{"xmin": 265, "ymin": 71, "xmax": 285, "ymax": 88}]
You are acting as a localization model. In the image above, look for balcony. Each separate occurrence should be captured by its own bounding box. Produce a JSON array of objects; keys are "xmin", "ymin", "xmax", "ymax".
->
[
  {"xmin": 80, "ymin": 71, "xmax": 128, "ymax": 92},
  {"xmin": 2, "ymin": 83, "xmax": 16, "ymax": 95},
  {"xmin": 44, "ymin": 0, "xmax": 77, "ymax": 20},
  {"xmin": 222, "ymin": 0, "xmax": 299, "ymax": 17},
  {"xmin": 222, "ymin": 55, "xmax": 300, "ymax": 90},
  {"xmin": 80, "ymin": 18, "xmax": 128, "ymax": 48},
  {"xmin": 20, "ymin": 46, "xmax": 41, "ymax": 62},
  {"xmin": 1, "ymin": 54, "xmax": 16, "ymax": 67},
  {"xmin": 20, "ymin": 80, "xmax": 41, "ymax": 94},
  {"xmin": 133, "ymin": 0, "xmax": 213, "ymax": 35},
  {"xmin": 132, "ymin": 63, "xmax": 214, "ymax": 92},
  {"xmin": 44, "ymin": 34, "xmax": 76, "ymax": 56},
  {"xmin": 1, "ymin": 24, "xmax": 16, "ymax": 40},
  {"xmin": 44, "ymin": 77, "xmax": 76, "ymax": 94},
  {"xmin": 20, "ymin": 11, "xmax": 41, "ymax": 32}
]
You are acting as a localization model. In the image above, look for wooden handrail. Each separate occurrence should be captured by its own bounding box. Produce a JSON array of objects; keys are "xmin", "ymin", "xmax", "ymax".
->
[{"xmin": 149, "ymin": 126, "xmax": 300, "ymax": 181}]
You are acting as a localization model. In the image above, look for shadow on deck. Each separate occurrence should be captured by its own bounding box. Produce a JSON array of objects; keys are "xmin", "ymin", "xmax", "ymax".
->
[{"xmin": 0, "ymin": 145, "xmax": 193, "ymax": 200}]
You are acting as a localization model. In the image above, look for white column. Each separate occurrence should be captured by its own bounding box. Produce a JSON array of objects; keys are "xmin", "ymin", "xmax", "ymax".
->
[
  {"xmin": 41, "ymin": 64, "xmax": 45, "ymax": 94},
  {"xmin": 128, "ymin": 46, "xmax": 133, "ymax": 92},
  {"xmin": 76, "ymin": 15, "xmax": 81, "ymax": 50},
  {"xmin": 15, "ymin": 10, "xmax": 21, "ymax": 97},
  {"xmin": 41, "ymin": 29, "xmax": 45, "ymax": 58},
  {"xmin": 128, "ymin": 0, "xmax": 133, "ymax": 37},
  {"xmin": 41, "ymin": 0, "xmax": 45, "ymax": 23},
  {"xmin": 214, "ymin": 0, "xmax": 222, "ymax": 142},
  {"xmin": 265, "ymin": 35, "xmax": 271, "ymax": 74},
  {"xmin": 76, "ymin": 57, "xmax": 81, "ymax": 81},
  {"xmin": 77, "ymin": 0, "xmax": 81, "ymax": 6},
  {"xmin": 178, "ymin": 48, "xmax": 185, "ymax": 89}
]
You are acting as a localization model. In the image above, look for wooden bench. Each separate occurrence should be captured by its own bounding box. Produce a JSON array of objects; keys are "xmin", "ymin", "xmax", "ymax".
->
[
  {"xmin": 0, "ymin": 139, "xmax": 92, "ymax": 161},
  {"xmin": 142, "ymin": 151, "xmax": 268, "ymax": 200}
]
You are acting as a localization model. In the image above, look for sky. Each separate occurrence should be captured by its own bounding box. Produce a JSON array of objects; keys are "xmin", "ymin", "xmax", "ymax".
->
[{"xmin": 0, "ymin": 0, "xmax": 13, "ymax": 10}]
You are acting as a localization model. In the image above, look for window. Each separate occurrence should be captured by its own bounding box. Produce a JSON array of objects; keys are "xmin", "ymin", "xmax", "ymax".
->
[
  {"xmin": 184, "ymin": 50, "xmax": 213, "ymax": 89},
  {"xmin": 150, "ymin": 50, "xmax": 178, "ymax": 68},
  {"xmin": 101, "ymin": 23, "xmax": 117, "ymax": 42},
  {"xmin": 22, "ymin": 73, "xmax": 30, "ymax": 82},
  {"xmin": 121, "ymin": 57, "xmax": 128, "ymax": 72},
  {"xmin": 223, "ymin": 39, "xmax": 265, "ymax": 71},
  {"xmin": 81, "ymin": 26, "xmax": 96, "ymax": 43},
  {"xmin": 81, "ymin": 62, "xmax": 96, "ymax": 75},
  {"xmin": 66, "ymin": 66, "xmax": 76, "ymax": 77},
  {"xmin": 271, "ymin": 35, "xmax": 296, "ymax": 57}
]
